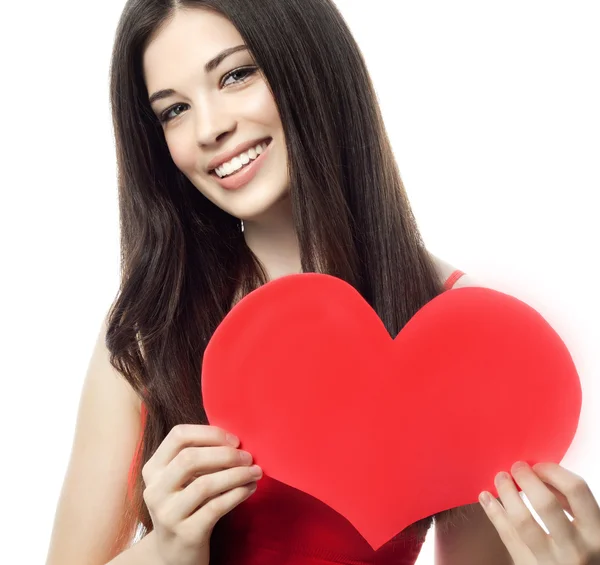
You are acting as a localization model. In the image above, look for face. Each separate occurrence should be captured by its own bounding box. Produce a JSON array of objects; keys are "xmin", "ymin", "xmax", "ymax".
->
[{"xmin": 143, "ymin": 8, "xmax": 289, "ymax": 222}]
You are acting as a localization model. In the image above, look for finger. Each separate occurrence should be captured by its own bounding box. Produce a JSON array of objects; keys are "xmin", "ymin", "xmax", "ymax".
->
[
  {"xmin": 183, "ymin": 481, "xmax": 258, "ymax": 535},
  {"xmin": 510, "ymin": 462, "xmax": 575, "ymax": 549},
  {"xmin": 164, "ymin": 445, "xmax": 253, "ymax": 491},
  {"xmin": 174, "ymin": 464, "xmax": 263, "ymax": 520},
  {"xmin": 479, "ymin": 492, "xmax": 538, "ymax": 563},
  {"xmin": 532, "ymin": 463, "xmax": 600, "ymax": 538},
  {"xmin": 542, "ymin": 481, "xmax": 575, "ymax": 518},
  {"xmin": 149, "ymin": 424, "xmax": 238, "ymax": 473},
  {"xmin": 494, "ymin": 471, "xmax": 553, "ymax": 561}
]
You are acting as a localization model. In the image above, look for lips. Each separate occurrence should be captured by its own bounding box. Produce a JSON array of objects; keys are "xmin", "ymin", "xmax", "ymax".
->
[
  {"xmin": 208, "ymin": 137, "xmax": 273, "ymax": 192},
  {"xmin": 208, "ymin": 137, "xmax": 272, "ymax": 175}
]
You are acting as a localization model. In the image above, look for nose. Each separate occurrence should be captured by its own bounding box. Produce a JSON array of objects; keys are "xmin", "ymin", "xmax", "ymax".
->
[{"xmin": 193, "ymin": 96, "xmax": 236, "ymax": 147}]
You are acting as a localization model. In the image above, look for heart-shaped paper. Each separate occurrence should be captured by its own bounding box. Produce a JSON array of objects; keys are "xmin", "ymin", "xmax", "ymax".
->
[{"xmin": 202, "ymin": 273, "xmax": 581, "ymax": 550}]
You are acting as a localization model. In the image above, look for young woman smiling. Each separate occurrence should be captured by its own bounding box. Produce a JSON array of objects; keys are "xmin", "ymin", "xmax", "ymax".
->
[{"xmin": 44, "ymin": 1, "xmax": 600, "ymax": 565}]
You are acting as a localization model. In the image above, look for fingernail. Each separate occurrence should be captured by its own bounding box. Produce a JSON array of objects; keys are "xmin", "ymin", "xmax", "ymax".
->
[
  {"xmin": 249, "ymin": 465, "xmax": 263, "ymax": 478},
  {"xmin": 479, "ymin": 491, "xmax": 492, "ymax": 507},
  {"xmin": 512, "ymin": 461, "xmax": 529, "ymax": 473},
  {"xmin": 226, "ymin": 433, "xmax": 240, "ymax": 446}
]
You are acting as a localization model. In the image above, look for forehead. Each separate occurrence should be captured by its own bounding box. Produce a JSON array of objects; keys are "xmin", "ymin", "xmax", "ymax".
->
[{"xmin": 143, "ymin": 8, "xmax": 244, "ymax": 88}]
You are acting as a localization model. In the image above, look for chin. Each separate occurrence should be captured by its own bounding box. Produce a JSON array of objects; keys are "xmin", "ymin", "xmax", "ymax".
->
[
  {"xmin": 229, "ymin": 187, "xmax": 291, "ymax": 223},
  {"xmin": 197, "ymin": 174, "xmax": 289, "ymax": 223}
]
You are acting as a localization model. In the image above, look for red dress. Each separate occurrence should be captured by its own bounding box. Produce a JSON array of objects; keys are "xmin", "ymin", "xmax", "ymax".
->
[{"xmin": 128, "ymin": 270, "xmax": 466, "ymax": 564}]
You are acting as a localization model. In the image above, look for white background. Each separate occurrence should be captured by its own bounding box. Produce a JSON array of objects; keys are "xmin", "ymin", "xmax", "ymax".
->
[{"xmin": 1, "ymin": 1, "xmax": 598, "ymax": 563}]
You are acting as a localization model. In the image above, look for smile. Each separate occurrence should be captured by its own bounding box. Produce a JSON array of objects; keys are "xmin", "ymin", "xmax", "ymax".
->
[{"xmin": 209, "ymin": 138, "xmax": 273, "ymax": 191}]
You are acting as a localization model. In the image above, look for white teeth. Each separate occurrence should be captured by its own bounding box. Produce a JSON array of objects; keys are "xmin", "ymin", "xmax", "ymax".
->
[{"xmin": 214, "ymin": 141, "xmax": 269, "ymax": 178}]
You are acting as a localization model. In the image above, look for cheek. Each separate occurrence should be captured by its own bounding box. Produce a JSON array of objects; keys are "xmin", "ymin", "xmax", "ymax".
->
[
  {"xmin": 166, "ymin": 136, "xmax": 197, "ymax": 173},
  {"xmin": 251, "ymin": 83, "xmax": 282, "ymax": 126}
]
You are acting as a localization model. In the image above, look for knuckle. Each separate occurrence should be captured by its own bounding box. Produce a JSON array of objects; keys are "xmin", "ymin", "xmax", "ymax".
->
[
  {"xmin": 537, "ymin": 494, "xmax": 561, "ymax": 515},
  {"xmin": 192, "ymin": 475, "xmax": 212, "ymax": 501},
  {"xmin": 229, "ymin": 447, "xmax": 244, "ymax": 464},
  {"xmin": 171, "ymin": 424, "xmax": 189, "ymax": 443},
  {"xmin": 176, "ymin": 447, "xmax": 196, "ymax": 468},
  {"xmin": 141, "ymin": 462, "xmax": 152, "ymax": 483},
  {"xmin": 504, "ymin": 527, "xmax": 525, "ymax": 549},
  {"xmin": 212, "ymin": 426, "xmax": 230, "ymax": 445},
  {"xmin": 567, "ymin": 477, "xmax": 591, "ymax": 498},
  {"xmin": 142, "ymin": 485, "xmax": 157, "ymax": 509},
  {"xmin": 203, "ymin": 494, "xmax": 225, "ymax": 521},
  {"xmin": 512, "ymin": 510, "xmax": 535, "ymax": 532}
]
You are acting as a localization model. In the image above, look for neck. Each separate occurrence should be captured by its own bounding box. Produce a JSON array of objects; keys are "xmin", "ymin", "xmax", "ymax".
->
[{"xmin": 242, "ymin": 195, "xmax": 301, "ymax": 281}]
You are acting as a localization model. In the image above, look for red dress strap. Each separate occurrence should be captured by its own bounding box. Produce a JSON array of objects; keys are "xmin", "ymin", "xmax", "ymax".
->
[{"xmin": 443, "ymin": 269, "xmax": 466, "ymax": 291}]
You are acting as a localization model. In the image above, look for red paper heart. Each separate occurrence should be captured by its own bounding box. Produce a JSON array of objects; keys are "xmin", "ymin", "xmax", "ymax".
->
[{"xmin": 202, "ymin": 273, "xmax": 581, "ymax": 550}]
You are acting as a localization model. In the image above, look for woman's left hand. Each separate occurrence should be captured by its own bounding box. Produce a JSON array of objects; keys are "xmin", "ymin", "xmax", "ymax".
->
[{"xmin": 479, "ymin": 461, "xmax": 600, "ymax": 564}]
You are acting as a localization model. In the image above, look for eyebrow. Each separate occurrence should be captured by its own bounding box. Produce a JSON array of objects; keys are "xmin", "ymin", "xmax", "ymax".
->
[{"xmin": 148, "ymin": 44, "xmax": 249, "ymax": 107}]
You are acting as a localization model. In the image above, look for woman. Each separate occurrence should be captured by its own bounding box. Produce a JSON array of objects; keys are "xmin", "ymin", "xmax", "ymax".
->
[{"xmin": 45, "ymin": 1, "xmax": 600, "ymax": 564}]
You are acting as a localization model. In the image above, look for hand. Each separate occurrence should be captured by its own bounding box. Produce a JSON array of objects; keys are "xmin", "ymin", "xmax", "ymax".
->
[
  {"xmin": 142, "ymin": 424, "xmax": 263, "ymax": 565},
  {"xmin": 478, "ymin": 461, "xmax": 600, "ymax": 564}
]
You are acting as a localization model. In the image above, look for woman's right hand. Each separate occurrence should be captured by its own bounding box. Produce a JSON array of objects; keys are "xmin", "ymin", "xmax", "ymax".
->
[{"xmin": 142, "ymin": 424, "xmax": 262, "ymax": 565}]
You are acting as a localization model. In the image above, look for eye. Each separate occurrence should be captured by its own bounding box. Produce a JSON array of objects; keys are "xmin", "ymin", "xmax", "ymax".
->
[
  {"xmin": 158, "ymin": 66, "xmax": 258, "ymax": 124},
  {"xmin": 221, "ymin": 65, "xmax": 257, "ymax": 88},
  {"xmin": 159, "ymin": 103, "xmax": 187, "ymax": 124}
]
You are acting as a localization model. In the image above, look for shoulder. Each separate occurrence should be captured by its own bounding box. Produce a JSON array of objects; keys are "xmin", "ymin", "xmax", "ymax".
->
[{"xmin": 427, "ymin": 251, "xmax": 484, "ymax": 289}]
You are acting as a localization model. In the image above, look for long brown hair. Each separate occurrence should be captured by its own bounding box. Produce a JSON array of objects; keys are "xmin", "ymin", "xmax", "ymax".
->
[{"xmin": 106, "ymin": 0, "xmax": 463, "ymax": 555}]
